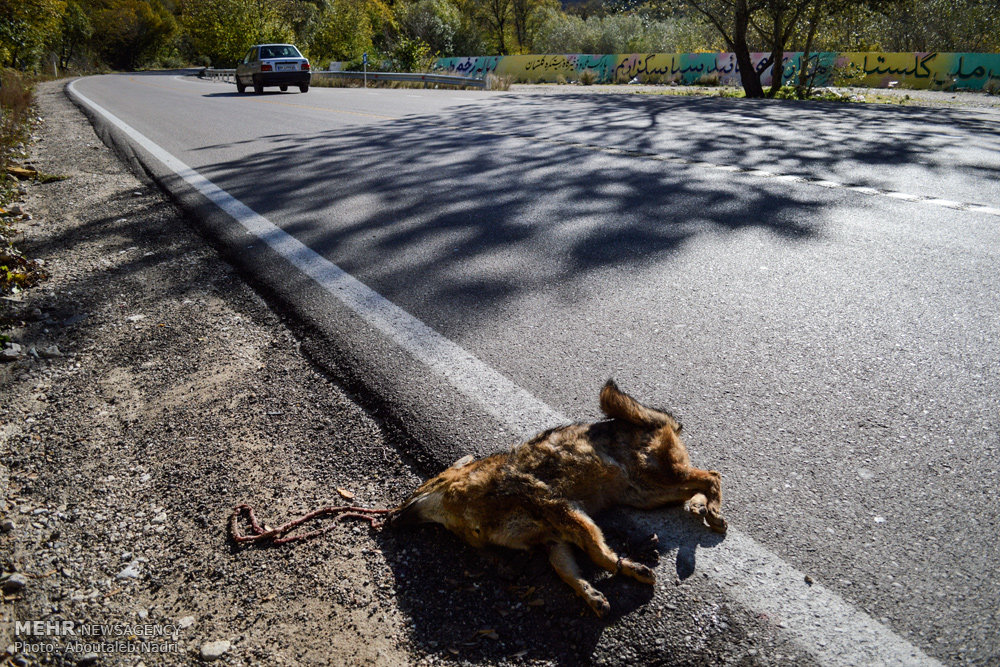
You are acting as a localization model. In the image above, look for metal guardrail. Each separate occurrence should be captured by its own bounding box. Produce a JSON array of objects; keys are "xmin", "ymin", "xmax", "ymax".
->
[
  {"xmin": 201, "ymin": 68, "xmax": 236, "ymax": 83},
  {"xmin": 199, "ymin": 68, "xmax": 486, "ymax": 89},
  {"xmin": 314, "ymin": 70, "xmax": 487, "ymax": 89}
]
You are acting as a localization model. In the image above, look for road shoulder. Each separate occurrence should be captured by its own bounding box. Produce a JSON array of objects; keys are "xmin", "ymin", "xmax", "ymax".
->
[{"xmin": 1, "ymin": 79, "xmax": 422, "ymax": 666}]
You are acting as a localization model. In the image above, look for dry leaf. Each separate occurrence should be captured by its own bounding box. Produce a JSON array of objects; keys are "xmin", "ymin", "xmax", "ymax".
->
[{"xmin": 337, "ymin": 488, "xmax": 355, "ymax": 500}]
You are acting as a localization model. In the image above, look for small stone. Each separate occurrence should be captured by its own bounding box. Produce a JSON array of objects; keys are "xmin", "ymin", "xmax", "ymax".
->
[
  {"xmin": 1, "ymin": 343, "xmax": 23, "ymax": 362},
  {"xmin": 116, "ymin": 560, "xmax": 142, "ymax": 580},
  {"xmin": 126, "ymin": 314, "xmax": 146, "ymax": 323},
  {"xmin": 151, "ymin": 512, "xmax": 167, "ymax": 524},
  {"xmin": 177, "ymin": 615, "xmax": 196, "ymax": 629},
  {"xmin": 0, "ymin": 519, "xmax": 14, "ymax": 532},
  {"xmin": 39, "ymin": 345, "xmax": 62, "ymax": 359},
  {"xmin": 78, "ymin": 653, "xmax": 100, "ymax": 666},
  {"xmin": 3, "ymin": 573, "xmax": 28, "ymax": 592},
  {"xmin": 200, "ymin": 640, "xmax": 231, "ymax": 661}
]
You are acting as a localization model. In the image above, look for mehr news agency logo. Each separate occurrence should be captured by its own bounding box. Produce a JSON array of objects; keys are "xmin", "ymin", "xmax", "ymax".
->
[{"xmin": 11, "ymin": 620, "xmax": 180, "ymax": 657}]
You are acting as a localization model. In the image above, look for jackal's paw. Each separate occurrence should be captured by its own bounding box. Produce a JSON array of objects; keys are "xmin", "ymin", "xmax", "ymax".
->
[
  {"xmin": 621, "ymin": 560, "xmax": 656, "ymax": 585},
  {"xmin": 706, "ymin": 512, "xmax": 728, "ymax": 534},
  {"xmin": 686, "ymin": 495, "xmax": 707, "ymax": 517},
  {"xmin": 582, "ymin": 583, "xmax": 611, "ymax": 617}
]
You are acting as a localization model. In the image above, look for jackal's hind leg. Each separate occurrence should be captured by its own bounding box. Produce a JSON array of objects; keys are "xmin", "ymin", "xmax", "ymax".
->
[
  {"xmin": 550, "ymin": 504, "xmax": 655, "ymax": 585},
  {"xmin": 547, "ymin": 542, "xmax": 610, "ymax": 617}
]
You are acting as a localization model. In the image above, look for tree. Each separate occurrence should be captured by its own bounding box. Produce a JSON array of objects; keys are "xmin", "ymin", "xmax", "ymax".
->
[
  {"xmin": 479, "ymin": 0, "xmax": 513, "ymax": 54},
  {"xmin": 400, "ymin": 0, "xmax": 461, "ymax": 56},
  {"xmin": 91, "ymin": 0, "xmax": 177, "ymax": 69},
  {"xmin": 307, "ymin": 0, "xmax": 392, "ymax": 65},
  {"xmin": 0, "ymin": 0, "xmax": 66, "ymax": 69},
  {"xmin": 52, "ymin": 0, "xmax": 94, "ymax": 69},
  {"xmin": 511, "ymin": 0, "xmax": 559, "ymax": 52},
  {"xmin": 180, "ymin": 0, "xmax": 292, "ymax": 66},
  {"xmin": 685, "ymin": 0, "xmax": 767, "ymax": 97}
]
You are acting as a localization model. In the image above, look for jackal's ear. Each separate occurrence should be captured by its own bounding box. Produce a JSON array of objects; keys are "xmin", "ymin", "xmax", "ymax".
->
[{"xmin": 450, "ymin": 454, "xmax": 475, "ymax": 469}]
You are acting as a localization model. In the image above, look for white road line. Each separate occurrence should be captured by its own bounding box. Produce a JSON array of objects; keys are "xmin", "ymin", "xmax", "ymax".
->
[{"xmin": 68, "ymin": 78, "xmax": 943, "ymax": 667}]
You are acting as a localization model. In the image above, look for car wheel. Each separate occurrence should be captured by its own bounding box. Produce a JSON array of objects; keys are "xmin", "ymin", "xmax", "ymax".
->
[
  {"xmin": 253, "ymin": 76, "xmax": 263, "ymax": 94},
  {"xmin": 279, "ymin": 85, "xmax": 287, "ymax": 92},
  {"xmin": 236, "ymin": 77, "xmax": 245, "ymax": 94},
  {"xmin": 299, "ymin": 83, "xmax": 309, "ymax": 93}
]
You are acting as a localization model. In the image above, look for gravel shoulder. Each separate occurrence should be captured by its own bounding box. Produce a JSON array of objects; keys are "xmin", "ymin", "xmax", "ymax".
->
[
  {"xmin": 2, "ymin": 79, "xmax": 820, "ymax": 667},
  {"xmin": 1, "ymin": 80, "xmax": 425, "ymax": 666}
]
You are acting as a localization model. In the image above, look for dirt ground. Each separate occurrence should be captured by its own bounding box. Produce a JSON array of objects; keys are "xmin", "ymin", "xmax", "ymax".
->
[
  {"xmin": 1, "ymin": 80, "xmax": 435, "ymax": 665},
  {"xmin": 1, "ymin": 80, "xmax": 839, "ymax": 667}
]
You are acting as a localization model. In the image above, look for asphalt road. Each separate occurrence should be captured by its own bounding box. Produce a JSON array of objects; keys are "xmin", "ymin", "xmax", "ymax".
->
[{"xmin": 69, "ymin": 71, "xmax": 999, "ymax": 665}]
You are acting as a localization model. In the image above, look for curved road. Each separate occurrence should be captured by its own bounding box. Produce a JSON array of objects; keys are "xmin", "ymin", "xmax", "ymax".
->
[{"xmin": 69, "ymin": 71, "xmax": 999, "ymax": 665}]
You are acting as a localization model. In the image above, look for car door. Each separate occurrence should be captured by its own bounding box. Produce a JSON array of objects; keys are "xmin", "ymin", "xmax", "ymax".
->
[{"xmin": 237, "ymin": 47, "xmax": 257, "ymax": 84}]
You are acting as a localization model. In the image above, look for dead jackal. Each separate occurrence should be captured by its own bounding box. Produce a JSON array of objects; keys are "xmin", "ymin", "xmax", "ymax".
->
[{"xmin": 391, "ymin": 379, "xmax": 727, "ymax": 616}]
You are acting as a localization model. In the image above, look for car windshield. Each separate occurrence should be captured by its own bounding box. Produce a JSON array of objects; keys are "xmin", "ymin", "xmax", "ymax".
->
[{"xmin": 259, "ymin": 45, "xmax": 301, "ymax": 59}]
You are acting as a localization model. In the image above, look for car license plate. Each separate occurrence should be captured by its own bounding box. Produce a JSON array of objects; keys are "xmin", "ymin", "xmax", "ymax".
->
[{"xmin": 277, "ymin": 63, "xmax": 297, "ymax": 71}]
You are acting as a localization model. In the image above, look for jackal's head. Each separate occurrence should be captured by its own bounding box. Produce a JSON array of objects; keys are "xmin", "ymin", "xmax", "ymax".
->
[{"xmin": 389, "ymin": 454, "xmax": 476, "ymax": 530}]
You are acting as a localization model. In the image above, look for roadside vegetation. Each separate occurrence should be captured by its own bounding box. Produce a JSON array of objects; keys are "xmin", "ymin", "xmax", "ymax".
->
[
  {"xmin": 2, "ymin": 0, "xmax": 997, "ymax": 84},
  {"xmin": 0, "ymin": 70, "xmax": 48, "ymax": 298}
]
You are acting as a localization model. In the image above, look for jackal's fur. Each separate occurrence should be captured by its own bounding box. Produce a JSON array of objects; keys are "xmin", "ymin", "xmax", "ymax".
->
[{"xmin": 391, "ymin": 380, "xmax": 727, "ymax": 616}]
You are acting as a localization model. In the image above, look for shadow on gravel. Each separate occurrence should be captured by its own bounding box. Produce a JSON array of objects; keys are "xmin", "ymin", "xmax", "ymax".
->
[{"xmin": 372, "ymin": 506, "xmax": 724, "ymax": 664}]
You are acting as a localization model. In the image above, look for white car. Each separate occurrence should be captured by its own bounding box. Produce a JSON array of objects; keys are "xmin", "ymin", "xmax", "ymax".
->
[{"xmin": 236, "ymin": 44, "xmax": 311, "ymax": 94}]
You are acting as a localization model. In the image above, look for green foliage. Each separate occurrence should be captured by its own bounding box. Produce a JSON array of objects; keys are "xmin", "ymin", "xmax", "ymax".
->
[
  {"xmin": 389, "ymin": 36, "xmax": 433, "ymax": 72},
  {"xmin": 0, "ymin": 0, "xmax": 66, "ymax": 69},
  {"xmin": 533, "ymin": 9, "xmax": 719, "ymax": 54},
  {"xmin": 92, "ymin": 0, "xmax": 177, "ymax": 70},
  {"xmin": 51, "ymin": 1, "xmax": 94, "ymax": 69},
  {"xmin": 400, "ymin": 0, "xmax": 462, "ymax": 56},
  {"xmin": 307, "ymin": 0, "xmax": 393, "ymax": 66},
  {"xmin": 180, "ymin": 0, "xmax": 292, "ymax": 67}
]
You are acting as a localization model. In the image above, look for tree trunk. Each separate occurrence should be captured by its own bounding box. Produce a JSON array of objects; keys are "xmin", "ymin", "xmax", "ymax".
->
[
  {"xmin": 795, "ymin": 2, "xmax": 822, "ymax": 98},
  {"xmin": 734, "ymin": 1, "xmax": 765, "ymax": 98},
  {"xmin": 766, "ymin": 5, "xmax": 786, "ymax": 97}
]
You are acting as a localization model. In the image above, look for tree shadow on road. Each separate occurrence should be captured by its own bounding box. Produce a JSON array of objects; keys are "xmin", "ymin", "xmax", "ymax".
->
[{"xmin": 187, "ymin": 95, "xmax": 831, "ymax": 335}]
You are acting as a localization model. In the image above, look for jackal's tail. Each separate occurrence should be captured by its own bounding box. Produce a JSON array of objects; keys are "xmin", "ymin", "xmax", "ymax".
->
[{"xmin": 599, "ymin": 379, "xmax": 679, "ymax": 430}]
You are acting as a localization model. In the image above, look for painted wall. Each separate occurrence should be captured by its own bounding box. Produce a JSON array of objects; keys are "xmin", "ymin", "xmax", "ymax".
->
[{"xmin": 433, "ymin": 52, "xmax": 1000, "ymax": 90}]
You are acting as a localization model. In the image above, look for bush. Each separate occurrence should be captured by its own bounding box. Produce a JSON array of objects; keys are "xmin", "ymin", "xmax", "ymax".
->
[
  {"xmin": 1, "ymin": 70, "xmax": 33, "ymax": 171},
  {"xmin": 486, "ymin": 73, "xmax": 512, "ymax": 90},
  {"xmin": 985, "ymin": 78, "xmax": 1000, "ymax": 96},
  {"xmin": 578, "ymin": 69, "xmax": 597, "ymax": 85}
]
